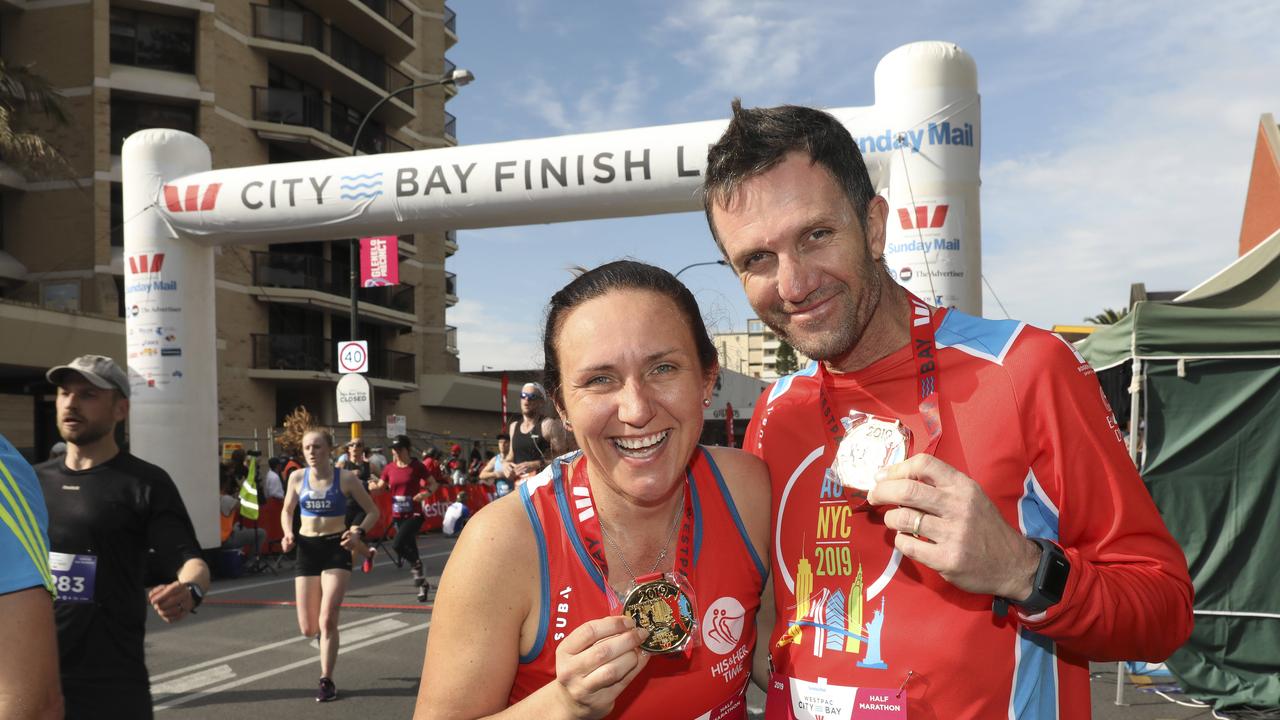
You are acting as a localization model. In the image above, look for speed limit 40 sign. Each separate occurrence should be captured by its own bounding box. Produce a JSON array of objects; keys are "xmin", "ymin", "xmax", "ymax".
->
[{"xmin": 337, "ymin": 340, "xmax": 369, "ymax": 374}]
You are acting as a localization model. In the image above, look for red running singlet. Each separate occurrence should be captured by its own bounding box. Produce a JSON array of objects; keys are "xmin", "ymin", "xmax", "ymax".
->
[{"xmin": 509, "ymin": 448, "xmax": 766, "ymax": 719}]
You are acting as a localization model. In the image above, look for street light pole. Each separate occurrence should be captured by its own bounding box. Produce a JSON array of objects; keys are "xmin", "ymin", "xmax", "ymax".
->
[
  {"xmin": 674, "ymin": 259, "xmax": 729, "ymax": 278},
  {"xmin": 345, "ymin": 68, "xmax": 474, "ymax": 441}
]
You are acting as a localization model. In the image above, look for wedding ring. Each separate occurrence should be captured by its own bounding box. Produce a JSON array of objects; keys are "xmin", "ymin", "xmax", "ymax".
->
[{"xmin": 911, "ymin": 512, "xmax": 924, "ymax": 539}]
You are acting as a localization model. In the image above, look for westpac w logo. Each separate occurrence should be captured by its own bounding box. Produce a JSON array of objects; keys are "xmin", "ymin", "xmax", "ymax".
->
[
  {"xmin": 897, "ymin": 204, "xmax": 949, "ymax": 230},
  {"xmin": 162, "ymin": 183, "xmax": 222, "ymax": 213},
  {"xmin": 127, "ymin": 253, "xmax": 165, "ymax": 275}
]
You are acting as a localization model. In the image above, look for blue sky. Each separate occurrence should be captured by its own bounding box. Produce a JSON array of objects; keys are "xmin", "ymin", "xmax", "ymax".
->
[{"xmin": 444, "ymin": 0, "xmax": 1279, "ymax": 371}]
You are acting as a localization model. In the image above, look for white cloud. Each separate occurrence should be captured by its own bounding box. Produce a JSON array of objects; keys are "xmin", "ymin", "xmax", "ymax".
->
[
  {"xmin": 980, "ymin": 8, "xmax": 1280, "ymax": 328},
  {"xmin": 661, "ymin": 0, "xmax": 842, "ymax": 100},
  {"xmin": 514, "ymin": 65, "xmax": 655, "ymax": 134},
  {"xmin": 450, "ymin": 298, "xmax": 544, "ymax": 371}
]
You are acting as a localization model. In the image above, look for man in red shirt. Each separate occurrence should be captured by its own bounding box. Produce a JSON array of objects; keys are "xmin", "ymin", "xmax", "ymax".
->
[{"xmin": 702, "ymin": 101, "xmax": 1193, "ymax": 718}]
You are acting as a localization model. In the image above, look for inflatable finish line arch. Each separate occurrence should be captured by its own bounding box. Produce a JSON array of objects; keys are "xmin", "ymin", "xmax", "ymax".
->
[{"xmin": 122, "ymin": 41, "xmax": 980, "ymax": 546}]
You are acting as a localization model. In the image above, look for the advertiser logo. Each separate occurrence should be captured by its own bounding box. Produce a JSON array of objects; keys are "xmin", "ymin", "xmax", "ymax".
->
[
  {"xmin": 897, "ymin": 204, "xmax": 949, "ymax": 231},
  {"xmin": 163, "ymin": 183, "xmax": 222, "ymax": 213},
  {"xmin": 898, "ymin": 267, "xmax": 913, "ymax": 282}
]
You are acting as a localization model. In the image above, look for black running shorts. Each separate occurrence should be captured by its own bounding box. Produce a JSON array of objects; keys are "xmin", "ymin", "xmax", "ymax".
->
[{"xmin": 296, "ymin": 533, "xmax": 352, "ymax": 576}]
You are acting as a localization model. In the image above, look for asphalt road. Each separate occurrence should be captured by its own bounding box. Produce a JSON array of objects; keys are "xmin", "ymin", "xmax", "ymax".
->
[{"xmin": 144, "ymin": 531, "xmax": 1215, "ymax": 719}]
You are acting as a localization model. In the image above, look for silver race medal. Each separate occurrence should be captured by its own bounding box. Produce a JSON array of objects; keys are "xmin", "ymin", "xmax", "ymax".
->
[{"xmin": 834, "ymin": 413, "xmax": 912, "ymax": 492}]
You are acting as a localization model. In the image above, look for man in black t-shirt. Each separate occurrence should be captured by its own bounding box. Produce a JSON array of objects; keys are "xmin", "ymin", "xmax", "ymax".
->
[{"xmin": 36, "ymin": 355, "xmax": 210, "ymax": 720}]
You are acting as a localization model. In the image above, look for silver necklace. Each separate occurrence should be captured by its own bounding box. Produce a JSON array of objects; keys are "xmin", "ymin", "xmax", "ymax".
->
[{"xmin": 598, "ymin": 487, "xmax": 686, "ymax": 580}]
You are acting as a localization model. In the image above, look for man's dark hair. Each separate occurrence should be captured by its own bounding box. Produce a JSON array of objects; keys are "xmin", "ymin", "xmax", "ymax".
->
[
  {"xmin": 542, "ymin": 260, "xmax": 718, "ymax": 407},
  {"xmin": 702, "ymin": 100, "xmax": 877, "ymax": 256}
]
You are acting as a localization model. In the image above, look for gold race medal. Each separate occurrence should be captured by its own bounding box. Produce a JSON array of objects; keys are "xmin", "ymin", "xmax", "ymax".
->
[
  {"xmin": 834, "ymin": 413, "xmax": 912, "ymax": 492},
  {"xmin": 623, "ymin": 578, "xmax": 695, "ymax": 654}
]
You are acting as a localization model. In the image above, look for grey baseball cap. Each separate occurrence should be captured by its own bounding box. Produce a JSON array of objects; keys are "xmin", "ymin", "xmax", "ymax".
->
[{"xmin": 47, "ymin": 355, "xmax": 131, "ymax": 398}]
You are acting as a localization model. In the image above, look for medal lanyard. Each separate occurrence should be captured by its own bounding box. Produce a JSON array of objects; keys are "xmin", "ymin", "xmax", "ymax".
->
[
  {"xmin": 565, "ymin": 457, "xmax": 695, "ymax": 585},
  {"xmin": 818, "ymin": 291, "xmax": 944, "ymax": 457}
]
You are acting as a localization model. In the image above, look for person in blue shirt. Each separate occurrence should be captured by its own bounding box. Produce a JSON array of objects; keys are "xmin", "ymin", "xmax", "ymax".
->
[{"xmin": 0, "ymin": 432, "xmax": 64, "ymax": 719}]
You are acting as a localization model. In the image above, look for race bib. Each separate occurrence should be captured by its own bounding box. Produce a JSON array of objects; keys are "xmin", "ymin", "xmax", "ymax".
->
[
  {"xmin": 766, "ymin": 674, "xmax": 907, "ymax": 720},
  {"xmin": 393, "ymin": 495, "xmax": 413, "ymax": 515},
  {"xmin": 49, "ymin": 551, "xmax": 97, "ymax": 603}
]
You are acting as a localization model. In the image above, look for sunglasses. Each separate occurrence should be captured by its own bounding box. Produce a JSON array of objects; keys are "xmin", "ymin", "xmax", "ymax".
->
[{"xmin": 520, "ymin": 392, "xmax": 543, "ymax": 400}]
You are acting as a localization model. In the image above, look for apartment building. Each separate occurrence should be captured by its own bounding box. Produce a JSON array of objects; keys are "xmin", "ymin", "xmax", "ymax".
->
[
  {"xmin": 713, "ymin": 318, "xmax": 810, "ymax": 382},
  {"xmin": 0, "ymin": 0, "xmax": 492, "ymax": 458}
]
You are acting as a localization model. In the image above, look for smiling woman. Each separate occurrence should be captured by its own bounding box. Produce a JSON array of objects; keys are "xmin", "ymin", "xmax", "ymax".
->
[{"xmin": 415, "ymin": 261, "xmax": 773, "ymax": 720}]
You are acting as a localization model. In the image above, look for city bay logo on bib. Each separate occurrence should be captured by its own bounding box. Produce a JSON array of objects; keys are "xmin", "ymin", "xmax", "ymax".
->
[{"xmin": 701, "ymin": 596, "xmax": 746, "ymax": 655}]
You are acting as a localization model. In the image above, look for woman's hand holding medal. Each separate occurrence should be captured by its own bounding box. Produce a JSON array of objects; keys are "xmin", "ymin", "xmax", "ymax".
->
[
  {"xmin": 866, "ymin": 453, "xmax": 1042, "ymax": 601},
  {"xmin": 551, "ymin": 614, "xmax": 651, "ymax": 719}
]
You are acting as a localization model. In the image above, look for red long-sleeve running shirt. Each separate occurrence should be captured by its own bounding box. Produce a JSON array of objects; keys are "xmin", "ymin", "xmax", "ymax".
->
[{"xmin": 750, "ymin": 308, "xmax": 1193, "ymax": 720}]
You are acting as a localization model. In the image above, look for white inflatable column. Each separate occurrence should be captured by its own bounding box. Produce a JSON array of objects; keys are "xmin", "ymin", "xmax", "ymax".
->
[
  {"xmin": 122, "ymin": 130, "xmax": 220, "ymax": 548},
  {"xmin": 875, "ymin": 42, "xmax": 981, "ymax": 314}
]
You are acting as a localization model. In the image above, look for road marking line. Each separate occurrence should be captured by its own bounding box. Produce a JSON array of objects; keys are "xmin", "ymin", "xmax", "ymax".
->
[
  {"xmin": 154, "ymin": 620, "xmax": 432, "ymax": 711},
  {"xmin": 205, "ymin": 598, "xmax": 434, "ymax": 611},
  {"xmin": 149, "ymin": 612, "xmax": 399, "ymax": 682},
  {"xmin": 151, "ymin": 664, "xmax": 235, "ymax": 697},
  {"xmin": 309, "ymin": 618, "xmax": 408, "ymax": 648},
  {"xmin": 206, "ymin": 549, "xmax": 453, "ymax": 596}
]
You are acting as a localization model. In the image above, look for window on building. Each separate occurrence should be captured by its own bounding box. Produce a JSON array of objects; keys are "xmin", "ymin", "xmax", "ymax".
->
[
  {"xmin": 330, "ymin": 29, "xmax": 384, "ymax": 88},
  {"xmin": 110, "ymin": 184, "xmax": 123, "ymax": 247},
  {"xmin": 260, "ymin": 65, "xmax": 323, "ymax": 130},
  {"xmin": 110, "ymin": 97, "xmax": 197, "ymax": 154},
  {"xmin": 110, "ymin": 8, "xmax": 196, "ymax": 73}
]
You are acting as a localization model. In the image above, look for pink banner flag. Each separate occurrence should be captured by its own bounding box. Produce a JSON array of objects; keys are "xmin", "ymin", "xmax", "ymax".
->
[{"xmin": 360, "ymin": 236, "xmax": 399, "ymax": 287}]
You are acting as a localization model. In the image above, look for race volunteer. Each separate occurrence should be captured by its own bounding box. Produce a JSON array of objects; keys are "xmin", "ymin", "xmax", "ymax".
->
[
  {"xmin": 382, "ymin": 434, "xmax": 433, "ymax": 602},
  {"xmin": 702, "ymin": 102, "xmax": 1194, "ymax": 718},
  {"xmin": 37, "ymin": 355, "xmax": 210, "ymax": 719},
  {"xmin": 0, "ymin": 433, "xmax": 63, "ymax": 720}
]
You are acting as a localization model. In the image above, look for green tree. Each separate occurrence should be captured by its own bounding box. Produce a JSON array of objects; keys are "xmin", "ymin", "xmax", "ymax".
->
[
  {"xmin": 774, "ymin": 340, "xmax": 799, "ymax": 375},
  {"xmin": 1084, "ymin": 307, "xmax": 1129, "ymax": 325},
  {"xmin": 0, "ymin": 58, "xmax": 70, "ymax": 177}
]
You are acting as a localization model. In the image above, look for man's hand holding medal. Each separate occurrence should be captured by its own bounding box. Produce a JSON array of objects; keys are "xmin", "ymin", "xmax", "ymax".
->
[{"xmin": 864, "ymin": 453, "xmax": 1042, "ymax": 603}]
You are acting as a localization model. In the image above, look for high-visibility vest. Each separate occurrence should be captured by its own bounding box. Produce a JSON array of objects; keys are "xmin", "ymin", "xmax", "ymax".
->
[{"xmin": 238, "ymin": 457, "xmax": 260, "ymax": 521}]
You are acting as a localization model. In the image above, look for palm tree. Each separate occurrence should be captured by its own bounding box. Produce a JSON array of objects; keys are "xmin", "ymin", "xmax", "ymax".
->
[
  {"xmin": 0, "ymin": 58, "xmax": 70, "ymax": 177},
  {"xmin": 1085, "ymin": 307, "xmax": 1129, "ymax": 325}
]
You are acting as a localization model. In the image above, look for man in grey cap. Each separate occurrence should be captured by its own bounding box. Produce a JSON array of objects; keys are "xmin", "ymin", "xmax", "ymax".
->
[{"xmin": 36, "ymin": 354, "xmax": 209, "ymax": 719}]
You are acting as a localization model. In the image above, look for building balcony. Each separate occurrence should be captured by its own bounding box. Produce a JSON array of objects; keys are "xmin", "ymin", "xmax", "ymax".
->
[
  {"xmin": 444, "ymin": 271, "xmax": 458, "ymax": 306},
  {"xmin": 251, "ymin": 86, "xmax": 415, "ymax": 156},
  {"xmin": 443, "ymin": 230, "xmax": 458, "ymax": 256},
  {"xmin": 445, "ymin": 325, "xmax": 458, "ymax": 355},
  {"xmin": 443, "ymin": 4, "xmax": 457, "ymax": 46},
  {"xmin": 250, "ymin": 251, "xmax": 416, "ymax": 328},
  {"xmin": 442, "ymin": 57, "xmax": 459, "ymax": 98},
  {"xmin": 249, "ymin": 4, "xmax": 415, "ymax": 127},
  {"xmin": 250, "ymin": 333, "xmax": 416, "ymax": 387},
  {"xmin": 299, "ymin": 0, "xmax": 415, "ymax": 59},
  {"xmin": 444, "ymin": 110, "xmax": 457, "ymax": 142}
]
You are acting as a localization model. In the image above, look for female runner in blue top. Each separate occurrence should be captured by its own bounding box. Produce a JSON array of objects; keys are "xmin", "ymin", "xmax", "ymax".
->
[{"xmin": 281, "ymin": 428, "xmax": 380, "ymax": 703}]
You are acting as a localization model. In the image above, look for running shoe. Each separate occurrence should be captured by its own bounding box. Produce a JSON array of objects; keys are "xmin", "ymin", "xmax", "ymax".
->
[
  {"xmin": 316, "ymin": 677, "xmax": 337, "ymax": 702},
  {"xmin": 417, "ymin": 582, "xmax": 430, "ymax": 603},
  {"xmin": 362, "ymin": 548, "xmax": 376, "ymax": 574},
  {"xmin": 411, "ymin": 562, "xmax": 424, "ymax": 587}
]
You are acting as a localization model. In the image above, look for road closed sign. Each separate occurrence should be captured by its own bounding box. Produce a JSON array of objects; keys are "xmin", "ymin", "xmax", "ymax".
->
[
  {"xmin": 337, "ymin": 340, "xmax": 369, "ymax": 374},
  {"xmin": 336, "ymin": 373, "xmax": 372, "ymax": 422}
]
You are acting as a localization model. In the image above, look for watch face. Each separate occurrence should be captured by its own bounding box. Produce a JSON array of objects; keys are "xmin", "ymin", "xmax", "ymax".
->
[{"xmin": 1041, "ymin": 553, "xmax": 1070, "ymax": 602}]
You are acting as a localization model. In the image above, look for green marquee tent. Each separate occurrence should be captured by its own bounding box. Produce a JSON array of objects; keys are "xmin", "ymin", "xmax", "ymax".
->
[{"xmin": 1078, "ymin": 230, "xmax": 1280, "ymax": 711}]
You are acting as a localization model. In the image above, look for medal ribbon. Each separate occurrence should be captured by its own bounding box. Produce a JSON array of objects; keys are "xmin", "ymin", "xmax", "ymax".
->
[
  {"xmin": 564, "ymin": 456, "xmax": 695, "ymax": 591},
  {"xmin": 817, "ymin": 291, "xmax": 943, "ymax": 458},
  {"xmin": 906, "ymin": 291, "xmax": 943, "ymax": 457}
]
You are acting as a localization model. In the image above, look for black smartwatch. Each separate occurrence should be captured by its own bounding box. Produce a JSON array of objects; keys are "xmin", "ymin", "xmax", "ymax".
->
[
  {"xmin": 994, "ymin": 538, "xmax": 1070, "ymax": 617},
  {"xmin": 185, "ymin": 582, "xmax": 205, "ymax": 612}
]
